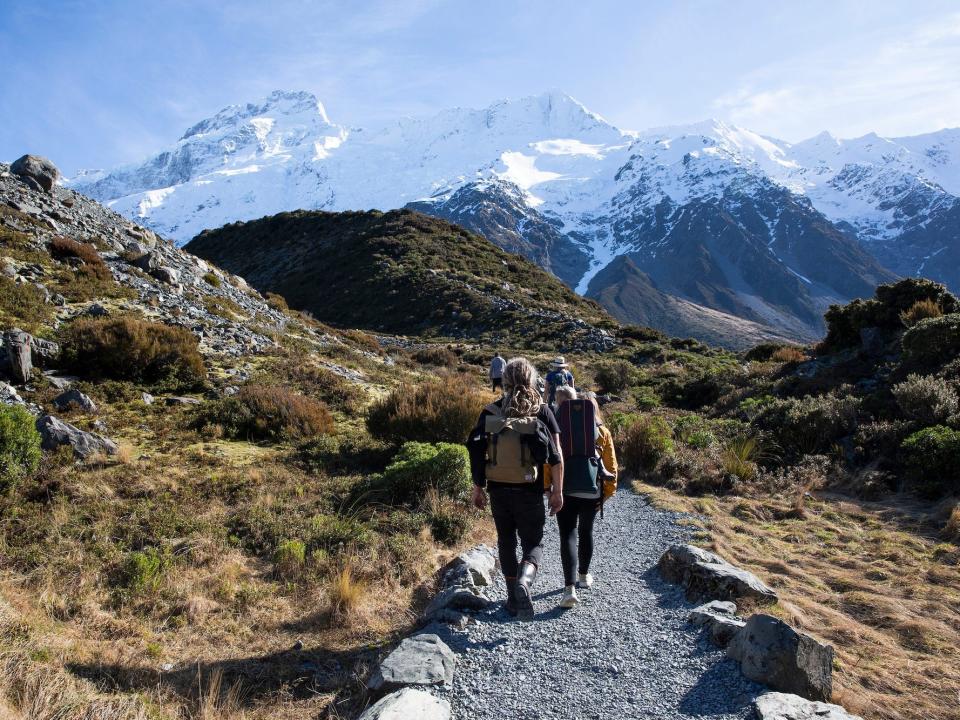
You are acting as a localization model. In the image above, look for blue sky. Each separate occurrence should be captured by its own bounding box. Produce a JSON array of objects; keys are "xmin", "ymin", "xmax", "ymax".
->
[{"xmin": 2, "ymin": 0, "xmax": 959, "ymax": 175}]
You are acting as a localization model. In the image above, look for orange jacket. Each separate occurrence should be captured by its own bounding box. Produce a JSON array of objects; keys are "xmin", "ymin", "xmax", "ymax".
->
[{"xmin": 544, "ymin": 423, "xmax": 618, "ymax": 500}]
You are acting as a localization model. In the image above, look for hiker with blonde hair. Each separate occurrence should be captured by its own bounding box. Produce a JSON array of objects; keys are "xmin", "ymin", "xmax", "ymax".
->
[{"xmin": 466, "ymin": 357, "xmax": 564, "ymax": 619}]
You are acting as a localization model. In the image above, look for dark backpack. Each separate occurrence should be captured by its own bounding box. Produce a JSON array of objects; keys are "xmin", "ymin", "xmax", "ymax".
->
[{"xmin": 557, "ymin": 398, "xmax": 601, "ymax": 495}]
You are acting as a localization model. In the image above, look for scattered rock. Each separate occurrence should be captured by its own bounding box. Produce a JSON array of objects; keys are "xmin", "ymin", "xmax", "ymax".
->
[
  {"xmin": 43, "ymin": 371, "xmax": 77, "ymax": 390},
  {"xmin": 30, "ymin": 337, "xmax": 60, "ymax": 366},
  {"xmin": 358, "ymin": 688, "xmax": 450, "ymax": 720},
  {"xmin": 53, "ymin": 388, "xmax": 97, "ymax": 413},
  {"xmin": 4, "ymin": 329, "xmax": 33, "ymax": 384},
  {"xmin": 368, "ymin": 634, "xmax": 455, "ymax": 692},
  {"xmin": 36, "ymin": 414, "xmax": 119, "ymax": 458},
  {"xmin": 133, "ymin": 251, "xmax": 162, "ymax": 273},
  {"xmin": 11, "ymin": 155, "xmax": 60, "ymax": 193},
  {"xmin": 423, "ymin": 544, "xmax": 497, "ymax": 620},
  {"xmin": 0, "ymin": 381, "xmax": 24, "ymax": 406},
  {"xmin": 165, "ymin": 396, "xmax": 200, "ymax": 406},
  {"xmin": 727, "ymin": 614, "xmax": 834, "ymax": 702},
  {"xmin": 85, "ymin": 303, "xmax": 110, "ymax": 317},
  {"xmin": 688, "ymin": 600, "xmax": 745, "ymax": 647},
  {"xmin": 141, "ymin": 392, "xmax": 154, "ymax": 405},
  {"xmin": 152, "ymin": 266, "xmax": 180, "ymax": 285},
  {"xmin": 754, "ymin": 692, "xmax": 863, "ymax": 720},
  {"xmin": 657, "ymin": 544, "xmax": 778, "ymax": 604}
]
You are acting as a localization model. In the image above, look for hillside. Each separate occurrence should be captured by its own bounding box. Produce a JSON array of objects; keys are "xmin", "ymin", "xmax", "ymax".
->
[{"xmin": 186, "ymin": 208, "xmax": 618, "ymax": 352}]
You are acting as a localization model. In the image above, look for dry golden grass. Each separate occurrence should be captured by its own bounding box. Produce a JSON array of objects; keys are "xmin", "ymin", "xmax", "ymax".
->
[
  {"xmin": 770, "ymin": 346, "xmax": 807, "ymax": 363},
  {"xmin": 636, "ymin": 481, "xmax": 960, "ymax": 720}
]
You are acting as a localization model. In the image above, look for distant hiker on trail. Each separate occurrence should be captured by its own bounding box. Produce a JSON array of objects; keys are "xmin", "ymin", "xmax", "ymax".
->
[
  {"xmin": 545, "ymin": 356, "xmax": 574, "ymax": 408},
  {"xmin": 467, "ymin": 357, "xmax": 564, "ymax": 619},
  {"xmin": 545, "ymin": 388, "xmax": 618, "ymax": 609},
  {"xmin": 489, "ymin": 352, "xmax": 506, "ymax": 392}
]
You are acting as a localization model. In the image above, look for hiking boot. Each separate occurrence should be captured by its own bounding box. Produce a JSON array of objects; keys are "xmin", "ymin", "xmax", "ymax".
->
[
  {"xmin": 559, "ymin": 585, "xmax": 579, "ymax": 608},
  {"xmin": 515, "ymin": 562, "xmax": 537, "ymax": 619},
  {"xmin": 577, "ymin": 573, "xmax": 593, "ymax": 589},
  {"xmin": 504, "ymin": 577, "xmax": 518, "ymax": 617}
]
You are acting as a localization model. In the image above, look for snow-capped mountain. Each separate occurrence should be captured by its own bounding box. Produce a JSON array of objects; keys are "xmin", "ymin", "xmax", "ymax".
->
[{"xmin": 69, "ymin": 90, "xmax": 959, "ymax": 346}]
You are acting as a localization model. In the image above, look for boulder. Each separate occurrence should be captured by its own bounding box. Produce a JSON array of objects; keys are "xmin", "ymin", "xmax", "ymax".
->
[
  {"xmin": 133, "ymin": 251, "xmax": 161, "ymax": 273},
  {"xmin": 424, "ymin": 585, "xmax": 489, "ymax": 617},
  {"xmin": 141, "ymin": 392, "xmax": 154, "ymax": 405},
  {"xmin": 30, "ymin": 337, "xmax": 60, "ymax": 367},
  {"xmin": 152, "ymin": 266, "xmax": 180, "ymax": 285},
  {"xmin": 367, "ymin": 634, "xmax": 455, "ymax": 692},
  {"xmin": 727, "ymin": 614, "xmax": 833, "ymax": 702},
  {"xmin": 358, "ymin": 688, "xmax": 450, "ymax": 720},
  {"xmin": 165, "ymin": 396, "xmax": 200, "ymax": 406},
  {"xmin": 36, "ymin": 414, "xmax": 118, "ymax": 458},
  {"xmin": 688, "ymin": 600, "xmax": 745, "ymax": 647},
  {"xmin": 0, "ymin": 381, "xmax": 25, "ymax": 406},
  {"xmin": 42, "ymin": 371, "xmax": 77, "ymax": 390},
  {"xmin": 4, "ymin": 329, "xmax": 32, "ymax": 383},
  {"xmin": 657, "ymin": 544, "xmax": 777, "ymax": 604},
  {"xmin": 53, "ymin": 388, "xmax": 97, "ymax": 413},
  {"xmin": 449, "ymin": 544, "xmax": 496, "ymax": 587},
  {"xmin": 11, "ymin": 155, "xmax": 60, "ymax": 193},
  {"xmin": 754, "ymin": 692, "xmax": 863, "ymax": 720}
]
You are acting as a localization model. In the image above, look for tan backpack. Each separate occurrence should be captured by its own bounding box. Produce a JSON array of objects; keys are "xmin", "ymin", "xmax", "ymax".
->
[{"xmin": 483, "ymin": 402, "xmax": 542, "ymax": 484}]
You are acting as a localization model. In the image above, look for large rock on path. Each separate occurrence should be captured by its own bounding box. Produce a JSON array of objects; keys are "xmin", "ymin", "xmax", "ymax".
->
[
  {"xmin": 36, "ymin": 414, "xmax": 118, "ymax": 458},
  {"xmin": 368, "ymin": 633, "xmax": 455, "ymax": 692},
  {"xmin": 754, "ymin": 692, "xmax": 863, "ymax": 719},
  {"xmin": 688, "ymin": 599, "xmax": 745, "ymax": 647},
  {"xmin": 11, "ymin": 155, "xmax": 60, "ymax": 193},
  {"xmin": 727, "ymin": 614, "xmax": 833, "ymax": 702},
  {"xmin": 358, "ymin": 687, "xmax": 450, "ymax": 720},
  {"xmin": 658, "ymin": 544, "xmax": 778, "ymax": 604}
]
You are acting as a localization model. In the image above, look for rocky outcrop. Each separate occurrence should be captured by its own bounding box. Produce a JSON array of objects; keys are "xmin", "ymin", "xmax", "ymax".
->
[
  {"xmin": 11, "ymin": 155, "xmax": 59, "ymax": 193},
  {"xmin": 36, "ymin": 414, "xmax": 118, "ymax": 458},
  {"xmin": 657, "ymin": 544, "xmax": 778, "ymax": 604},
  {"xmin": 4, "ymin": 329, "xmax": 33, "ymax": 383},
  {"xmin": 754, "ymin": 692, "xmax": 863, "ymax": 720},
  {"xmin": 357, "ymin": 688, "xmax": 450, "ymax": 720},
  {"xmin": 687, "ymin": 600, "xmax": 745, "ymax": 648},
  {"xmin": 727, "ymin": 614, "xmax": 834, "ymax": 702},
  {"xmin": 367, "ymin": 634, "xmax": 455, "ymax": 692},
  {"xmin": 53, "ymin": 388, "xmax": 98, "ymax": 413}
]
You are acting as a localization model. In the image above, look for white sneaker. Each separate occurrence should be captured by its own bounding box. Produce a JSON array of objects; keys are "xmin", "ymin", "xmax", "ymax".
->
[
  {"xmin": 577, "ymin": 573, "xmax": 593, "ymax": 589},
  {"xmin": 559, "ymin": 585, "xmax": 579, "ymax": 609}
]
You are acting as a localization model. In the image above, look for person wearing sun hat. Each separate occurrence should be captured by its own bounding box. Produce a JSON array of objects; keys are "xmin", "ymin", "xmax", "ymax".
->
[{"xmin": 545, "ymin": 356, "xmax": 575, "ymax": 408}]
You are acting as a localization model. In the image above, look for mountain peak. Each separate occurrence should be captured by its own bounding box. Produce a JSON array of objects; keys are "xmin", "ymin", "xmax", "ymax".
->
[{"xmin": 180, "ymin": 90, "xmax": 331, "ymax": 141}]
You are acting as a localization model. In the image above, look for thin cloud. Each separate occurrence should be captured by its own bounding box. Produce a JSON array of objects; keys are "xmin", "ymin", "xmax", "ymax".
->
[{"xmin": 713, "ymin": 12, "xmax": 960, "ymax": 140}]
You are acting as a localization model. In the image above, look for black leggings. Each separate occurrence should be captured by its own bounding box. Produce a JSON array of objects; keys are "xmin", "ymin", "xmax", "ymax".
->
[
  {"xmin": 556, "ymin": 495, "xmax": 599, "ymax": 586},
  {"xmin": 489, "ymin": 486, "xmax": 545, "ymax": 578}
]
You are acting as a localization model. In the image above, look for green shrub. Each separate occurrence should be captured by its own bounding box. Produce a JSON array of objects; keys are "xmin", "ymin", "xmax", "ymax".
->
[
  {"xmin": 663, "ymin": 371, "xmax": 731, "ymax": 410},
  {"xmin": 367, "ymin": 378, "xmax": 487, "ymax": 444},
  {"xmin": 902, "ymin": 314, "xmax": 960, "ymax": 370},
  {"xmin": 429, "ymin": 506, "xmax": 471, "ymax": 545},
  {"xmin": 620, "ymin": 416, "xmax": 674, "ymax": 475},
  {"xmin": 721, "ymin": 436, "xmax": 761, "ymax": 483},
  {"xmin": 198, "ymin": 384, "xmax": 334, "ymax": 441},
  {"xmin": 634, "ymin": 386, "xmax": 660, "ymax": 410},
  {"xmin": 308, "ymin": 514, "xmax": 372, "ymax": 551},
  {"xmin": 58, "ymin": 316, "xmax": 206, "ymax": 390},
  {"xmin": 593, "ymin": 360, "xmax": 637, "ymax": 394},
  {"xmin": 739, "ymin": 394, "xmax": 776, "ymax": 420},
  {"xmin": 0, "ymin": 276, "xmax": 54, "ymax": 333},
  {"xmin": 202, "ymin": 271, "xmax": 221, "ymax": 287},
  {"xmin": 892, "ymin": 374, "xmax": 959, "ymax": 425},
  {"xmin": 266, "ymin": 361, "xmax": 367, "ymax": 413},
  {"xmin": 369, "ymin": 442, "xmax": 471, "ymax": 505},
  {"xmin": 121, "ymin": 547, "xmax": 168, "ymax": 594},
  {"xmin": 744, "ymin": 343, "xmax": 794, "ymax": 362},
  {"xmin": 298, "ymin": 432, "xmax": 394, "ymax": 475},
  {"xmin": 265, "ymin": 292, "xmax": 288, "ymax": 311},
  {"xmin": 0, "ymin": 405, "xmax": 42, "ymax": 491},
  {"xmin": 756, "ymin": 393, "xmax": 860, "ymax": 455},
  {"xmin": 901, "ymin": 425, "xmax": 960, "ymax": 497},
  {"xmin": 273, "ymin": 539, "xmax": 306, "ymax": 580}
]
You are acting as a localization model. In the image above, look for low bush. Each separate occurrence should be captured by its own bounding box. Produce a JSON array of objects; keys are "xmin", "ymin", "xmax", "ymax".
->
[
  {"xmin": 273, "ymin": 539, "xmax": 306, "ymax": 580},
  {"xmin": 120, "ymin": 547, "xmax": 168, "ymax": 595},
  {"xmin": 198, "ymin": 385, "xmax": 334, "ymax": 441},
  {"xmin": 267, "ymin": 360, "xmax": 366, "ymax": 412},
  {"xmin": 619, "ymin": 416, "xmax": 674, "ymax": 475},
  {"xmin": 902, "ymin": 314, "xmax": 960, "ymax": 370},
  {"xmin": 58, "ymin": 316, "xmax": 206, "ymax": 390},
  {"xmin": 634, "ymin": 386, "xmax": 660, "ymax": 410},
  {"xmin": 663, "ymin": 371, "xmax": 731, "ymax": 410},
  {"xmin": 298, "ymin": 432, "xmax": 394, "ymax": 475},
  {"xmin": 771, "ymin": 346, "xmax": 806, "ymax": 364},
  {"xmin": 308, "ymin": 514, "xmax": 372, "ymax": 551},
  {"xmin": 744, "ymin": 342, "xmax": 793, "ymax": 362},
  {"xmin": 756, "ymin": 393, "xmax": 860, "ymax": 456},
  {"xmin": 721, "ymin": 436, "xmax": 761, "ymax": 484},
  {"xmin": 202, "ymin": 271, "xmax": 221, "ymax": 287},
  {"xmin": 412, "ymin": 346, "xmax": 458, "ymax": 367},
  {"xmin": 901, "ymin": 298, "xmax": 943, "ymax": 327},
  {"xmin": 901, "ymin": 425, "xmax": 960, "ymax": 498},
  {"xmin": 0, "ymin": 276, "xmax": 54, "ymax": 332},
  {"xmin": 368, "ymin": 441, "xmax": 471, "ymax": 505},
  {"xmin": 265, "ymin": 292, "xmax": 288, "ymax": 311},
  {"xmin": 892, "ymin": 374, "xmax": 959, "ymax": 425},
  {"xmin": 593, "ymin": 360, "xmax": 638, "ymax": 394},
  {"xmin": 0, "ymin": 405, "xmax": 42, "ymax": 491},
  {"xmin": 428, "ymin": 505, "xmax": 471, "ymax": 545},
  {"xmin": 367, "ymin": 377, "xmax": 487, "ymax": 444}
]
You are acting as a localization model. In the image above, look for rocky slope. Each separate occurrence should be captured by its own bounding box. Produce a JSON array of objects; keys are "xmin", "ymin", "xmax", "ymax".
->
[
  {"xmin": 185, "ymin": 208, "xmax": 618, "ymax": 352},
  {"xmin": 68, "ymin": 90, "xmax": 958, "ymax": 345}
]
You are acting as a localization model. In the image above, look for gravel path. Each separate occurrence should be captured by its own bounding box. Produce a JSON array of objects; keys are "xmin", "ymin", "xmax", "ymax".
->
[{"xmin": 429, "ymin": 489, "xmax": 762, "ymax": 719}]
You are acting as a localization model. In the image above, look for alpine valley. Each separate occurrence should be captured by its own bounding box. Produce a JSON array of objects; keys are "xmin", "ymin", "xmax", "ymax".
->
[{"xmin": 69, "ymin": 90, "xmax": 960, "ymax": 348}]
